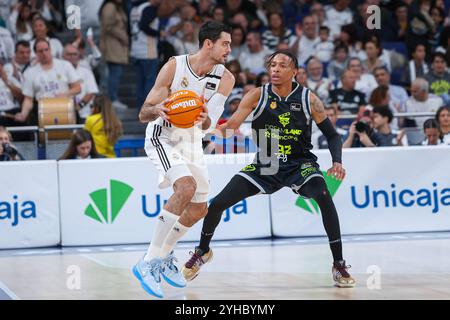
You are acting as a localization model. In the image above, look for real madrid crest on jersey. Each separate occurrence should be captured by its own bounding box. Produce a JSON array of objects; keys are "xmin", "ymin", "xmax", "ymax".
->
[
  {"xmin": 181, "ymin": 77, "xmax": 189, "ymax": 88},
  {"xmin": 270, "ymin": 101, "xmax": 277, "ymax": 109}
]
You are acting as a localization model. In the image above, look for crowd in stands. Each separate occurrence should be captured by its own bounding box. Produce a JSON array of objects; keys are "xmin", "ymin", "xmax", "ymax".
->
[{"xmin": 0, "ymin": 0, "xmax": 449, "ymax": 162}]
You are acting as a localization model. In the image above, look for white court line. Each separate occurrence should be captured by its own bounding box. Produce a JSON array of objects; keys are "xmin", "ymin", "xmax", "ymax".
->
[{"xmin": 0, "ymin": 281, "xmax": 20, "ymax": 300}]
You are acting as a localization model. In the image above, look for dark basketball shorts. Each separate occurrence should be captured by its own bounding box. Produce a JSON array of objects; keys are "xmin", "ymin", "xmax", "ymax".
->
[{"xmin": 237, "ymin": 160, "xmax": 325, "ymax": 197}]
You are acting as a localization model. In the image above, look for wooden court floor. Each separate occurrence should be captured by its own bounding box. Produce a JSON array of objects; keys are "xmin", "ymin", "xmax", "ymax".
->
[{"xmin": 1, "ymin": 233, "xmax": 450, "ymax": 300}]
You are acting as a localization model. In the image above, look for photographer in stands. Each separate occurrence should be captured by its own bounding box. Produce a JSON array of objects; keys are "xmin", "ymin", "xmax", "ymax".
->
[{"xmin": 0, "ymin": 126, "xmax": 24, "ymax": 161}]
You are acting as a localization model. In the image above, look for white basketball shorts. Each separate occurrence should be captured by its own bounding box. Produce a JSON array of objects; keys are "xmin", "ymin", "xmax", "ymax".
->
[{"xmin": 144, "ymin": 123, "xmax": 209, "ymax": 203}]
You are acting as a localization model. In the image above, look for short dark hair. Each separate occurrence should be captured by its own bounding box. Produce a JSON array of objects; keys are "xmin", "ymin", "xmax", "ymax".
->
[
  {"xmin": 373, "ymin": 66, "xmax": 389, "ymax": 75},
  {"xmin": 319, "ymin": 25, "xmax": 329, "ymax": 33},
  {"xmin": 198, "ymin": 21, "xmax": 232, "ymax": 48},
  {"xmin": 15, "ymin": 40, "xmax": 30, "ymax": 52},
  {"xmin": 431, "ymin": 52, "xmax": 447, "ymax": 64},
  {"xmin": 33, "ymin": 38, "xmax": 50, "ymax": 52},
  {"xmin": 373, "ymin": 106, "xmax": 393, "ymax": 123},
  {"xmin": 334, "ymin": 43, "xmax": 349, "ymax": 54},
  {"xmin": 423, "ymin": 118, "xmax": 439, "ymax": 130},
  {"xmin": 265, "ymin": 50, "xmax": 299, "ymax": 70}
]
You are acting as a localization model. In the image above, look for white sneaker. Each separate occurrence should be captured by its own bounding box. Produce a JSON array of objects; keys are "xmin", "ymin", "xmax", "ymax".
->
[{"xmin": 112, "ymin": 100, "xmax": 128, "ymax": 110}]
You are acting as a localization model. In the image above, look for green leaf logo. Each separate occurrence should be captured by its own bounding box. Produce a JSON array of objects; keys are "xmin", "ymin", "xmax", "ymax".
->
[
  {"xmin": 295, "ymin": 171, "xmax": 342, "ymax": 215},
  {"xmin": 85, "ymin": 180, "xmax": 134, "ymax": 224}
]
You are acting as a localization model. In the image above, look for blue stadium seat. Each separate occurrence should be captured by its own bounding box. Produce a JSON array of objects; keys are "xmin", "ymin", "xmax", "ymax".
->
[
  {"xmin": 114, "ymin": 139, "xmax": 145, "ymax": 157},
  {"xmin": 382, "ymin": 42, "xmax": 407, "ymax": 56}
]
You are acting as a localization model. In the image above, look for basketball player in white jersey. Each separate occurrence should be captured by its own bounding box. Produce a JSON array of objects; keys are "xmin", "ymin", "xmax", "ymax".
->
[{"xmin": 133, "ymin": 21, "xmax": 235, "ymax": 298}]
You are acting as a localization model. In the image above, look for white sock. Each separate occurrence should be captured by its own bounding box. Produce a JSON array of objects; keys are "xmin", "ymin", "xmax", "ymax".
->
[
  {"xmin": 144, "ymin": 209, "xmax": 179, "ymax": 261},
  {"xmin": 160, "ymin": 221, "xmax": 190, "ymax": 259}
]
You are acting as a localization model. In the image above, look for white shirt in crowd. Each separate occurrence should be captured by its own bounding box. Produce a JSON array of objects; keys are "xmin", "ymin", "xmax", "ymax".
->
[
  {"xmin": 239, "ymin": 48, "xmax": 272, "ymax": 76},
  {"xmin": 22, "ymin": 58, "xmax": 80, "ymax": 100},
  {"xmin": 169, "ymin": 36, "xmax": 199, "ymax": 55},
  {"xmin": 337, "ymin": 73, "xmax": 378, "ymax": 101},
  {"xmin": 324, "ymin": 5, "xmax": 353, "ymax": 39},
  {"xmin": 30, "ymin": 37, "xmax": 64, "ymax": 60},
  {"xmin": 3, "ymin": 61, "xmax": 29, "ymax": 84},
  {"xmin": 307, "ymin": 77, "xmax": 334, "ymax": 101},
  {"xmin": 74, "ymin": 65, "xmax": 99, "ymax": 119},
  {"xmin": 0, "ymin": 75, "xmax": 21, "ymax": 112},
  {"xmin": 8, "ymin": 9, "xmax": 33, "ymax": 41},
  {"xmin": 314, "ymin": 40, "xmax": 334, "ymax": 63},
  {"xmin": 404, "ymin": 95, "xmax": 444, "ymax": 128},
  {"xmin": 0, "ymin": 27, "xmax": 14, "ymax": 63},
  {"xmin": 297, "ymin": 36, "xmax": 319, "ymax": 66}
]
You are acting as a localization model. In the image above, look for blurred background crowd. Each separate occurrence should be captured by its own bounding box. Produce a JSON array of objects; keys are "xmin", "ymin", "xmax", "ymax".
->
[{"xmin": 0, "ymin": 0, "xmax": 449, "ymax": 161}]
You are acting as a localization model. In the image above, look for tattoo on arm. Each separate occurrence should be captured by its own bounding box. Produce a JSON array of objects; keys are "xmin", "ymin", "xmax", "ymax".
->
[{"xmin": 311, "ymin": 93, "xmax": 325, "ymax": 114}]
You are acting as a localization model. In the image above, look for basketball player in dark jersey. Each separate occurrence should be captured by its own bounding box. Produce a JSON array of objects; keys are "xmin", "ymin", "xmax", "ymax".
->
[{"xmin": 182, "ymin": 50, "xmax": 355, "ymax": 287}]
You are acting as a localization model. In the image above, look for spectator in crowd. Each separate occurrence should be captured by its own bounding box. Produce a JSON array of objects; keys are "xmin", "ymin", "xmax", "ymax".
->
[
  {"xmin": 230, "ymin": 24, "xmax": 247, "ymax": 61},
  {"xmin": 72, "ymin": 30, "xmax": 102, "ymax": 71},
  {"xmin": 225, "ymin": 59, "xmax": 246, "ymax": 90},
  {"xmin": 421, "ymin": 118, "xmax": 443, "ymax": 145},
  {"xmin": 367, "ymin": 85, "xmax": 401, "ymax": 129},
  {"xmin": 329, "ymin": 70, "xmax": 366, "ymax": 117},
  {"xmin": 165, "ymin": 4, "xmax": 197, "ymax": 39},
  {"xmin": 63, "ymin": 44, "xmax": 99, "ymax": 121},
  {"xmin": 393, "ymin": 3, "xmax": 408, "ymax": 41},
  {"xmin": 405, "ymin": 0, "xmax": 435, "ymax": 59},
  {"xmin": 29, "ymin": 17, "xmax": 63, "ymax": 60},
  {"xmin": 327, "ymin": 44, "xmax": 349, "ymax": 83},
  {"xmin": 29, "ymin": 0, "xmax": 64, "ymax": 34},
  {"xmin": 222, "ymin": 92, "xmax": 242, "ymax": 120},
  {"xmin": 262, "ymin": 12, "xmax": 295, "ymax": 52},
  {"xmin": 435, "ymin": 105, "xmax": 450, "ymax": 144},
  {"xmin": 306, "ymin": 57, "xmax": 334, "ymax": 102},
  {"xmin": 59, "ymin": 128, "xmax": 104, "ymax": 160},
  {"xmin": 344, "ymin": 57, "xmax": 378, "ymax": 100},
  {"xmin": 373, "ymin": 66, "xmax": 409, "ymax": 113},
  {"xmin": 323, "ymin": 0, "xmax": 353, "ymax": 40},
  {"xmin": 0, "ymin": 126, "xmax": 24, "ymax": 161},
  {"xmin": 429, "ymin": 6, "xmax": 445, "ymax": 51},
  {"xmin": 130, "ymin": 0, "xmax": 161, "ymax": 110},
  {"xmin": 404, "ymin": 43, "xmax": 429, "ymax": 86},
  {"xmin": 221, "ymin": 0, "xmax": 258, "ymax": 28},
  {"xmin": 4, "ymin": 41, "xmax": 31, "ymax": 84},
  {"xmin": 212, "ymin": 6, "xmax": 225, "ymax": 23},
  {"xmin": 313, "ymin": 26, "xmax": 334, "ymax": 63},
  {"xmin": 424, "ymin": 52, "xmax": 450, "ymax": 105},
  {"xmin": 363, "ymin": 40, "xmax": 387, "ymax": 74},
  {"xmin": 0, "ymin": 26, "xmax": 15, "ymax": 64},
  {"xmin": 99, "ymin": 0, "xmax": 129, "ymax": 110},
  {"xmin": 314, "ymin": 106, "xmax": 347, "ymax": 150},
  {"xmin": 296, "ymin": 66, "xmax": 308, "ymax": 87},
  {"xmin": 0, "ymin": 59, "xmax": 22, "ymax": 127},
  {"xmin": 239, "ymin": 31, "xmax": 270, "ymax": 82},
  {"xmin": 229, "ymin": 12, "xmax": 250, "ymax": 34},
  {"xmin": 310, "ymin": 1, "xmax": 326, "ymax": 26},
  {"xmin": 371, "ymin": 106, "xmax": 408, "ymax": 147},
  {"xmin": 8, "ymin": 1, "xmax": 33, "ymax": 41},
  {"xmin": 338, "ymin": 24, "xmax": 365, "ymax": 61},
  {"xmin": 404, "ymin": 77, "xmax": 444, "ymax": 128},
  {"xmin": 14, "ymin": 39, "xmax": 81, "ymax": 123},
  {"xmin": 343, "ymin": 110, "xmax": 378, "ymax": 148},
  {"xmin": 292, "ymin": 15, "xmax": 318, "ymax": 66},
  {"xmin": 170, "ymin": 21, "xmax": 199, "ymax": 55},
  {"xmin": 255, "ymin": 72, "xmax": 269, "ymax": 87},
  {"xmin": 84, "ymin": 94, "xmax": 123, "ymax": 158}
]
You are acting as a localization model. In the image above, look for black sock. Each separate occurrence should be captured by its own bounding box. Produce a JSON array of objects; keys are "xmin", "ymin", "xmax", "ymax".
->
[
  {"xmin": 298, "ymin": 177, "xmax": 344, "ymax": 262},
  {"xmin": 197, "ymin": 232, "xmax": 214, "ymax": 254}
]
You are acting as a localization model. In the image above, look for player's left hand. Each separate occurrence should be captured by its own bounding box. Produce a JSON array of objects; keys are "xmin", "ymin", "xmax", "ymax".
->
[
  {"xmin": 327, "ymin": 162, "xmax": 346, "ymax": 181},
  {"xmin": 194, "ymin": 105, "xmax": 210, "ymax": 128}
]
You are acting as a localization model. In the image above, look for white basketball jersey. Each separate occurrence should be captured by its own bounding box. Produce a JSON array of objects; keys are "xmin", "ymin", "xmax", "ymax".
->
[{"xmin": 146, "ymin": 55, "xmax": 225, "ymax": 163}]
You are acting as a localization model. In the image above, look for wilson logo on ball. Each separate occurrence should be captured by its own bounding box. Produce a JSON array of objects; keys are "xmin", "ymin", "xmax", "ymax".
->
[{"xmin": 165, "ymin": 90, "xmax": 204, "ymax": 128}]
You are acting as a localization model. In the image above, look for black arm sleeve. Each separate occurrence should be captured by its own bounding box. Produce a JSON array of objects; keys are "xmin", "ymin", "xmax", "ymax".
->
[
  {"xmin": 317, "ymin": 118, "xmax": 342, "ymax": 164},
  {"xmin": 139, "ymin": 6, "xmax": 159, "ymax": 37}
]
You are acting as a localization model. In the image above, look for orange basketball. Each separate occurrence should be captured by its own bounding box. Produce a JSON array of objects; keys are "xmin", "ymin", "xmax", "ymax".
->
[{"xmin": 165, "ymin": 90, "xmax": 204, "ymax": 128}]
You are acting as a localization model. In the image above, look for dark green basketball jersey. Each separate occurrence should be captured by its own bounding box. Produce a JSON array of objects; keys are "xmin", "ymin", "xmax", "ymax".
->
[{"xmin": 251, "ymin": 82, "xmax": 317, "ymax": 165}]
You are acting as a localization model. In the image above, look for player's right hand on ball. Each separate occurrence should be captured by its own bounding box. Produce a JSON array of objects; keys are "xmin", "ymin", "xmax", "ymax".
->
[{"xmin": 154, "ymin": 99, "xmax": 171, "ymax": 121}]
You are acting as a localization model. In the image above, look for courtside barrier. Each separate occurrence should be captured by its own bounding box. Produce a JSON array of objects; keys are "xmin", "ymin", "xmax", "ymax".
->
[
  {"xmin": 0, "ymin": 161, "xmax": 60, "ymax": 249},
  {"xmin": 1, "ymin": 147, "xmax": 449, "ymax": 249},
  {"xmin": 271, "ymin": 146, "xmax": 450, "ymax": 237}
]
